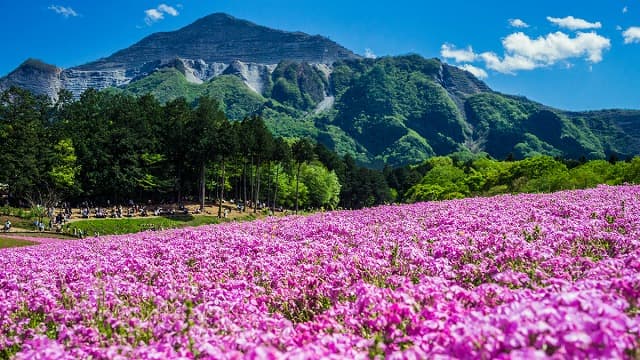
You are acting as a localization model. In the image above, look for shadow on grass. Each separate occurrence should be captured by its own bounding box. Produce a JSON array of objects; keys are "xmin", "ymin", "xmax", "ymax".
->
[
  {"xmin": 67, "ymin": 215, "xmax": 224, "ymax": 236},
  {"xmin": 0, "ymin": 237, "xmax": 38, "ymax": 248},
  {"xmin": 158, "ymin": 214, "xmax": 195, "ymax": 223}
]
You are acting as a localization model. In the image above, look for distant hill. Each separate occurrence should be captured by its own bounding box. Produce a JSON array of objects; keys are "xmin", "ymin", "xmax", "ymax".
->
[{"xmin": 1, "ymin": 13, "xmax": 639, "ymax": 167}]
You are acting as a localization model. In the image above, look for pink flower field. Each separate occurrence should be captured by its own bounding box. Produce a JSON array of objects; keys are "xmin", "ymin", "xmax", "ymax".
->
[{"xmin": 2, "ymin": 185, "xmax": 640, "ymax": 359}]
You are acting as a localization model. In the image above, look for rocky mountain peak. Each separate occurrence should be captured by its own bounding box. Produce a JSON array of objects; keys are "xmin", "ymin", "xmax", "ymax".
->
[
  {"xmin": 0, "ymin": 12, "xmax": 363, "ymax": 98},
  {"xmin": 15, "ymin": 58, "xmax": 60, "ymax": 74},
  {"xmin": 77, "ymin": 12, "xmax": 359, "ymax": 71},
  {"xmin": 0, "ymin": 59, "xmax": 62, "ymax": 98}
]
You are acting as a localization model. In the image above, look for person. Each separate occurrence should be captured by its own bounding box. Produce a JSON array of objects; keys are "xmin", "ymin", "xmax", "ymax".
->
[{"xmin": 3, "ymin": 219, "xmax": 10, "ymax": 232}]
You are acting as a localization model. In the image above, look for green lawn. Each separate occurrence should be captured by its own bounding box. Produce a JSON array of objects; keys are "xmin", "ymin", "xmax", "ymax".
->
[
  {"xmin": 65, "ymin": 214, "xmax": 256, "ymax": 237},
  {"xmin": 0, "ymin": 237, "xmax": 37, "ymax": 248}
]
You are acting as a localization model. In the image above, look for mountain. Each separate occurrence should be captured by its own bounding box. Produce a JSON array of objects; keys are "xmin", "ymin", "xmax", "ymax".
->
[
  {"xmin": 80, "ymin": 13, "xmax": 357, "ymax": 69},
  {"xmin": 0, "ymin": 13, "xmax": 358, "ymax": 99},
  {"xmin": 2, "ymin": 13, "xmax": 640, "ymax": 167}
]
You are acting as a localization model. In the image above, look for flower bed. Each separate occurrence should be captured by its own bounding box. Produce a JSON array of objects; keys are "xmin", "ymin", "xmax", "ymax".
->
[{"xmin": 1, "ymin": 185, "xmax": 639, "ymax": 358}]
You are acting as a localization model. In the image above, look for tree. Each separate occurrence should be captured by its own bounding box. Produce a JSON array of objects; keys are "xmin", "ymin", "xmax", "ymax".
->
[
  {"xmin": 301, "ymin": 163, "xmax": 341, "ymax": 209},
  {"xmin": 48, "ymin": 138, "xmax": 80, "ymax": 193},
  {"xmin": 191, "ymin": 96, "xmax": 226, "ymax": 210},
  {"xmin": 0, "ymin": 87, "xmax": 51, "ymax": 202},
  {"xmin": 271, "ymin": 137, "xmax": 291, "ymax": 210},
  {"xmin": 243, "ymin": 115, "xmax": 274, "ymax": 213},
  {"xmin": 292, "ymin": 138, "xmax": 315, "ymax": 214},
  {"xmin": 162, "ymin": 98, "xmax": 193, "ymax": 203},
  {"xmin": 216, "ymin": 117, "xmax": 238, "ymax": 218}
]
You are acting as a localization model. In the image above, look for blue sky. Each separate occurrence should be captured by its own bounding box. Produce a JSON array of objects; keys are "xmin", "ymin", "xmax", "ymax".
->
[{"xmin": 1, "ymin": 1, "xmax": 638, "ymax": 111}]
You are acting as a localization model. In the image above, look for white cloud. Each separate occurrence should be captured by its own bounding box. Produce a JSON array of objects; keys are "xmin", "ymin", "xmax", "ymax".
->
[
  {"xmin": 480, "ymin": 31, "xmax": 610, "ymax": 73},
  {"xmin": 509, "ymin": 18, "xmax": 529, "ymax": 28},
  {"xmin": 145, "ymin": 9, "xmax": 164, "ymax": 25},
  {"xmin": 458, "ymin": 64, "xmax": 488, "ymax": 79},
  {"xmin": 364, "ymin": 48, "xmax": 377, "ymax": 59},
  {"xmin": 144, "ymin": 3, "xmax": 179, "ymax": 25},
  {"xmin": 617, "ymin": 25, "xmax": 623, "ymax": 31},
  {"xmin": 623, "ymin": 6, "xmax": 628, "ymax": 14},
  {"xmin": 48, "ymin": 5, "xmax": 78, "ymax": 18},
  {"xmin": 547, "ymin": 16, "xmax": 602, "ymax": 30},
  {"xmin": 623, "ymin": 27, "xmax": 640, "ymax": 44},
  {"xmin": 479, "ymin": 52, "xmax": 537, "ymax": 73},
  {"xmin": 158, "ymin": 4, "xmax": 179, "ymax": 16},
  {"xmin": 440, "ymin": 44, "xmax": 477, "ymax": 63}
]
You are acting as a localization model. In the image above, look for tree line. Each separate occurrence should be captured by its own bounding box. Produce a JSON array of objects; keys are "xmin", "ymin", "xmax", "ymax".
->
[
  {"xmin": 0, "ymin": 87, "xmax": 391, "ymax": 213},
  {"xmin": 386, "ymin": 152, "xmax": 640, "ymax": 202},
  {"xmin": 3, "ymin": 85, "xmax": 640, "ymax": 214}
]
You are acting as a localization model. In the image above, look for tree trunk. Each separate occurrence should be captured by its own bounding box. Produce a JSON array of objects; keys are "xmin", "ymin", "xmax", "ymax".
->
[
  {"xmin": 295, "ymin": 161, "xmax": 301, "ymax": 215},
  {"xmin": 266, "ymin": 162, "xmax": 272, "ymax": 211},
  {"xmin": 273, "ymin": 164, "xmax": 280, "ymax": 210},
  {"xmin": 250, "ymin": 155, "xmax": 255, "ymax": 212},
  {"xmin": 176, "ymin": 163, "xmax": 182, "ymax": 205},
  {"xmin": 218, "ymin": 156, "xmax": 225, "ymax": 218},
  {"xmin": 199, "ymin": 161, "xmax": 206, "ymax": 211},
  {"xmin": 254, "ymin": 160, "xmax": 261, "ymax": 214},
  {"xmin": 242, "ymin": 158, "xmax": 247, "ymax": 212}
]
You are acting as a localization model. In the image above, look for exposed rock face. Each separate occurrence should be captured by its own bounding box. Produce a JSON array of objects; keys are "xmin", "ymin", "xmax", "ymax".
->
[
  {"xmin": 0, "ymin": 59, "xmax": 63, "ymax": 99},
  {"xmin": 222, "ymin": 61, "xmax": 276, "ymax": 94},
  {"xmin": 436, "ymin": 63, "xmax": 492, "ymax": 117},
  {"xmin": 0, "ymin": 12, "xmax": 359, "ymax": 99},
  {"xmin": 60, "ymin": 69, "xmax": 130, "ymax": 96}
]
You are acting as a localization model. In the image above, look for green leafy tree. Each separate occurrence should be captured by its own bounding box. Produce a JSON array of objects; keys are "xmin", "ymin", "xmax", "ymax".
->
[
  {"xmin": 0, "ymin": 87, "xmax": 51, "ymax": 202},
  {"xmin": 292, "ymin": 138, "xmax": 315, "ymax": 214},
  {"xmin": 191, "ymin": 96, "xmax": 227, "ymax": 210},
  {"xmin": 405, "ymin": 158, "xmax": 469, "ymax": 202},
  {"xmin": 301, "ymin": 163, "xmax": 341, "ymax": 210},
  {"xmin": 48, "ymin": 139, "xmax": 80, "ymax": 191},
  {"xmin": 271, "ymin": 137, "xmax": 291, "ymax": 210},
  {"xmin": 161, "ymin": 97, "xmax": 194, "ymax": 203}
]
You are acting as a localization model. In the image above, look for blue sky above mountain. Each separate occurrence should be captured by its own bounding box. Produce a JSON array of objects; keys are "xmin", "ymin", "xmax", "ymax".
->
[{"xmin": 1, "ymin": 0, "xmax": 638, "ymax": 110}]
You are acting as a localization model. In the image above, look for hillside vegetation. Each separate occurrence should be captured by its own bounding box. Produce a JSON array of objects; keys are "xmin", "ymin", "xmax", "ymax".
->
[{"xmin": 119, "ymin": 55, "xmax": 640, "ymax": 167}]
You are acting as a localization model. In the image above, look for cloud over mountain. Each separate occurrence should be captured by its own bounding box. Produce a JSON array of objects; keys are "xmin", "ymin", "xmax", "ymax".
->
[
  {"xmin": 440, "ymin": 44, "xmax": 477, "ymax": 63},
  {"xmin": 458, "ymin": 64, "xmax": 488, "ymax": 79},
  {"xmin": 144, "ymin": 3, "xmax": 179, "ymax": 25},
  {"xmin": 441, "ymin": 16, "xmax": 611, "ymax": 75},
  {"xmin": 483, "ymin": 31, "xmax": 610, "ymax": 73}
]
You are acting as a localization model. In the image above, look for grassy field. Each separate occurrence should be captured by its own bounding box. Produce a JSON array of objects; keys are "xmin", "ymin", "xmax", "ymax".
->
[
  {"xmin": 65, "ymin": 214, "xmax": 257, "ymax": 237},
  {"xmin": 0, "ymin": 237, "xmax": 37, "ymax": 248}
]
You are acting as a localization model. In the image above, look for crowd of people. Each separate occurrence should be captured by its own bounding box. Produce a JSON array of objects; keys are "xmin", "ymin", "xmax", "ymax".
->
[
  {"xmin": 74, "ymin": 200, "xmax": 201, "ymax": 220},
  {"xmin": 2, "ymin": 198, "xmax": 289, "ymax": 235}
]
